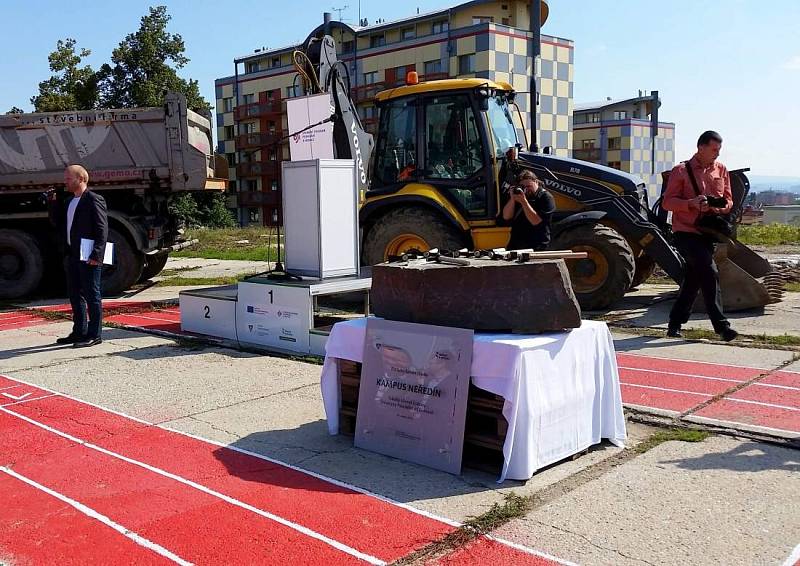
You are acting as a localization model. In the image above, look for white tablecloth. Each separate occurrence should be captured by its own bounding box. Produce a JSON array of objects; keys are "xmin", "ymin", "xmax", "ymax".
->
[{"xmin": 320, "ymin": 318, "xmax": 626, "ymax": 482}]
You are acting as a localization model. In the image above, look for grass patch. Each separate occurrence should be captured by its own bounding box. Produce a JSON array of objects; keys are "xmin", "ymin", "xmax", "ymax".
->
[
  {"xmin": 737, "ymin": 223, "xmax": 800, "ymax": 246},
  {"xmin": 633, "ymin": 428, "xmax": 710, "ymax": 454},
  {"xmin": 173, "ymin": 227, "xmax": 282, "ymax": 262},
  {"xmin": 679, "ymin": 328, "xmax": 718, "ymax": 341},
  {"xmin": 787, "ymin": 282, "xmax": 800, "ymax": 293},
  {"xmin": 751, "ymin": 333, "xmax": 800, "ymax": 346},
  {"xmin": 159, "ymin": 266, "xmax": 202, "ymax": 277},
  {"xmin": 154, "ymin": 274, "xmax": 254, "ymax": 287}
]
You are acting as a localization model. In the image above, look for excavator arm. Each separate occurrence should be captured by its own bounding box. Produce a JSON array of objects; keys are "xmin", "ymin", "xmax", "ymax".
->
[{"xmin": 294, "ymin": 34, "xmax": 374, "ymax": 195}]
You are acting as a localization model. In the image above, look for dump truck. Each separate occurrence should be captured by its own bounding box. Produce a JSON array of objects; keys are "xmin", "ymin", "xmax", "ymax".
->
[
  {"xmin": 294, "ymin": 28, "xmax": 778, "ymax": 312},
  {"xmin": 0, "ymin": 92, "xmax": 227, "ymax": 299}
]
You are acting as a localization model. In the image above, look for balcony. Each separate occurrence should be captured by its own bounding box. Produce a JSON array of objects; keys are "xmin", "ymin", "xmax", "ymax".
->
[
  {"xmin": 236, "ymin": 131, "xmax": 285, "ymax": 149},
  {"xmin": 233, "ymin": 100, "xmax": 283, "ymax": 121},
  {"xmin": 573, "ymin": 148, "xmax": 601, "ymax": 163},
  {"xmin": 351, "ymin": 82, "xmax": 386, "ymax": 103},
  {"xmin": 236, "ymin": 161, "xmax": 281, "ymax": 177}
]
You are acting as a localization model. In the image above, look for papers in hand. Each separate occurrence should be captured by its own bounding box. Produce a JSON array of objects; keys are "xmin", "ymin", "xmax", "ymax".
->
[{"xmin": 80, "ymin": 238, "xmax": 114, "ymax": 265}]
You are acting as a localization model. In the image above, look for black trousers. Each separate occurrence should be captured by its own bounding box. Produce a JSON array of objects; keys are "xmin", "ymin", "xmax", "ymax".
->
[
  {"xmin": 669, "ymin": 232, "xmax": 729, "ymax": 332},
  {"xmin": 67, "ymin": 258, "xmax": 103, "ymax": 339}
]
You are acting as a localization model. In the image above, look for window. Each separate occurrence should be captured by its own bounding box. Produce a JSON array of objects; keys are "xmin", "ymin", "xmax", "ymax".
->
[
  {"xmin": 363, "ymin": 105, "xmax": 377, "ymax": 120},
  {"xmin": 226, "ymin": 153, "xmax": 235, "ymax": 167},
  {"xmin": 243, "ymin": 122, "xmax": 256, "ymax": 134},
  {"xmin": 245, "ymin": 61, "xmax": 259, "ymax": 74},
  {"xmin": 582, "ymin": 139, "xmax": 596, "ymax": 149},
  {"xmin": 272, "ymin": 209, "xmax": 279, "ymax": 223},
  {"xmin": 271, "ymin": 180, "xmax": 278, "ymax": 191},
  {"xmin": 271, "ymin": 56, "xmax": 281, "ymax": 68},
  {"xmin": 424, "ymin": 94, "xmax": 487, "ymax": 213},
  {"xmin": 432, "ymin": 20, "xmax": 449, "ymax": 33},
  {"xmin": 373, "ymin": 98, "xmax": 417, "ymax": 187},
  {"xmin": 424, "ymin": 60, "xmax": 442, "ymax": 75},
  {"xmin": 607, "ymin": 137, "xmax": 621, "ymax": 150},
  {"xmin": 267, "ymin": 90, "xmax": 275, "ymax": 100},
  {"xmin": 223, "ymin": 125, "xmax": 234, "ymax": 139},
  {"xmin": 245, "ymin": 179, "xmax": 258, "ymax": 191},
  {"xmin": 607, "ymin": 161, "xmax": 621, "ymax": 170},
  {"xmin": 458, "ymin": 54, "xmax": 476, "ymax": 74},
  {"xmin": 363, "ymin": 71, "xmax": 378, "ymax": 85},
  {"xmin": 268, "ymin": 149, "xmax": 277, "ymax": 161},
  {"xmin": 370, "ymin": 34, "xmax": 385, "ymax": 48},
  {"xmin": 249, "ymin": 208, "xmax": 260, "ymax": 223},
  {"xmin": 342, "ymin": 40, "xmax": 354, "ymax": 53},
  {"xmin": 222, "ymin": 97, "xmax": 233, "ymax": 112},
  {"xmin": 228, "ymin": 180, "xmax": 237, "ymax": 191},
  {"xmin": 286, "ymin": 85, "xmax": 300, "ymax": 98},
  {"xmin": 267, "ymin": 120, "xmax": 276, "ymax": 134},
  {"xmin": 613, "ymin": 110, "xmax": 628, "ymax": 120},
  {"xmin": 472, "ymin": 16, "xmax": 493, "ymax": 24},
  {"xmin": 401, "ymin": 27, "xmax": 415, "ymax": 40},
  {"xmin": 243, "ymin": 93, "xmax": 255, "ymax": 105},
  {"xmin": 486, "ymin": 95, "xmax": 519, "ymax": 157},
  {"xmin": 587, "ymin": 112, "xmax": 600, "ymax": 123}
]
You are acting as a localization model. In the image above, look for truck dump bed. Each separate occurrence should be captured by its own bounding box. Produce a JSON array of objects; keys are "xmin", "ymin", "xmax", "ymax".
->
[{"xmin": 0, "ymin": 92, "xmax": 225, "ymax": 193}]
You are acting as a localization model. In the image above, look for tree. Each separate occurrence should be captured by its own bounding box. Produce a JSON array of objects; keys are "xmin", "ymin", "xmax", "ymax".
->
[
  {"xmin": 98, "ymin": 6, "xmax": 210, "ymax": 112},
  {"xmin": 6, "ymin": 107, "xmax": 24, "ymax": 114},
  {"xmin": 30, "ymin": 39, "xmax": 99, "ymax": 112}
]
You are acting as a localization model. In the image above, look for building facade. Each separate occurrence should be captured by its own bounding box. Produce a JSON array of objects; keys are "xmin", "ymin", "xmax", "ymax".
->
[
  {"xmin": 214, "ymin": 0, "xmax": 574, "ymax": 226},
  {"xmin": 572, "ymin": 94, "xmax": 674, "ymax": 202}
]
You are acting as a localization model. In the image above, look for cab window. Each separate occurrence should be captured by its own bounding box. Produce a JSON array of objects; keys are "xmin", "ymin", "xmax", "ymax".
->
[
  {"xmin": 424, "ymin": 95, "xmax": 484, "ymax": 180},
  {"xmin": 373, "ymin": 99, "xmax": 417, "ymax": 187}
]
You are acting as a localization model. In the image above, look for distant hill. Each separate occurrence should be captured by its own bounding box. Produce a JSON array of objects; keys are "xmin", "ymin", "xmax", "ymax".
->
[{"xmin": 748, "ymin": 175, "xmax": 800, "ymax": 192}]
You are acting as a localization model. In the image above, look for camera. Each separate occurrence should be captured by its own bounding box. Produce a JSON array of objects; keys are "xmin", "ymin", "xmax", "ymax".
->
[
  {"xmin": 512, "ymin": 187, "xmax": 524, "ymax": 195},
  {"xmin": 706, "ymin": 195, "xmax": 727, "ymax": 208}
]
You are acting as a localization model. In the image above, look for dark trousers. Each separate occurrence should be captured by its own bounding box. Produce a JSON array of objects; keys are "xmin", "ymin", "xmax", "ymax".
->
[
  {"xmin": 67, "ymin": 258, "xmax": 103, "ymax": 339},
  {"xmin": 669, "ymin": 232, "xmax": 729, "ymax": 332}
]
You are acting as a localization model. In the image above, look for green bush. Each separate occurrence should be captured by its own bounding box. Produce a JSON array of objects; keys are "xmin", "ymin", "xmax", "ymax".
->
[
  {"xmin": 737, "ymin": 223, "xmax": 800, "ymax": 246},
  {"xmin": 169, "ymin": 193, "xmax": 235, "ymax": 229}
]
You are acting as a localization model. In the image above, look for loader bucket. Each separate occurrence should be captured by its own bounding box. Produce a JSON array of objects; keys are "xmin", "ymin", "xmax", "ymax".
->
[{"xmin": 694, "ymin": 242, "xmax": 778, "ymax": 312}]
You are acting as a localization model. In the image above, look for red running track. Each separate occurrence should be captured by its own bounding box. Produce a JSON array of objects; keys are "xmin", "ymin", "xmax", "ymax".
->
[
  {"xmin": 0, "ymin": 374, "xmax": 564, "ymax": 566},
  {"xmin": 0, "ymin": 310, "xmax": 52, "ymax": 332}
]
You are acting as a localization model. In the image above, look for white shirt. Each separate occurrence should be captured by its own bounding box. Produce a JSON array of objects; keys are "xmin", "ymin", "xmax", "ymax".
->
[{"xmin": 66, "ymin": 196, "xmax": 80, "ymax": 245}]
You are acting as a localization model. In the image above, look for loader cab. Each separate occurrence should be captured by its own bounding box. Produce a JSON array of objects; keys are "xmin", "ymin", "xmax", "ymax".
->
[{"xmin": 369, "ymin": 79, "xmax": 519, "ymax": 222}]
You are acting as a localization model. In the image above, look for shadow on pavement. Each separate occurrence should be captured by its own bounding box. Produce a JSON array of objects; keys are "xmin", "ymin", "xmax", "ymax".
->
[{"xmin": 660, "ymin": 441, "xmax": 800, "ymax": 473}]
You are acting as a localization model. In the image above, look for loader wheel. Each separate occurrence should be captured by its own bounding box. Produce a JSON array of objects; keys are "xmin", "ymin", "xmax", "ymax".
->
[
  {"xmin": 102, "ymin": 228, "xmax": 144, "ymax": 297},
  {"xmin": 0, "ymin": 229, "xmax": 44, "ymax": 299},
  {"xmin": 362, "ymin": 207, "xmax": 466, "ymax": 265},
  {"xmin": 551, "ymin": 224, "xmax": 635, "ymax": 310},
  {"xmin": 631, "ymin": 254, "xmax": 656, "ymax": 288},
  {"xmin": 139, "ymin": 253, "xmax": 169, "ymax": 282}
]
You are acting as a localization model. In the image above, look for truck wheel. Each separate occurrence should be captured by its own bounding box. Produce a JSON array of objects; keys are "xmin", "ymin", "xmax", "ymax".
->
[
  {"xmin": 631, "ymin": 254, "xmax": 656, "ymax": 288},
  {"xmin": 139, "ymin": 253, "xmax": 169, "ymax": 282},
  {"xmin": 362, "ymin": 207, "xmax": 466, "ymax": 265},
  {"xmin": 0, "ymin": 229, "xmax": 44, "ymax": 299},
  {"xmin": 102, "ymin": 228, "xmax": 144, "ymax": 297},
  {"xmin": 551, "ymin": 224, "xmax": 635, "ymax": 310}
]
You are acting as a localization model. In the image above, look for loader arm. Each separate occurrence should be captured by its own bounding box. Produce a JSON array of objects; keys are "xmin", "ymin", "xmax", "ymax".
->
[{"xmin": 295, "ymin": 34, "xmax": 374, "ymax": 195}]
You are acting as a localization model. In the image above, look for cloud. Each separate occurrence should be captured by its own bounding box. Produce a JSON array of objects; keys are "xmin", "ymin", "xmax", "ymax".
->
[{"xmin": 782, "ymin": 55, "xmax": 800, "ymax": 70}]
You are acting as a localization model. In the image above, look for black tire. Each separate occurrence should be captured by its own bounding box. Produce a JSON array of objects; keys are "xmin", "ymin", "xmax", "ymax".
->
[
  {"xmin": 0, "ymin": 229, "xmax": 44, "ymax": 299},
  {"xmin": 139, "ymin": 253, "xmax": 169, "ymax": 282},
  {"xmin": 551, "ymin": 223, "xmax": 635, "ymax": 310},
  {"xmin": 102, "ymin": 228, "xmax": 144, "ymax": 297},
  {"xmin": 362, "ymin": 207, "xmax": 466, "ymax": 265},
  {"xmin": 631, "ymin": 253, "xmax": 656, "ymax": 288}
]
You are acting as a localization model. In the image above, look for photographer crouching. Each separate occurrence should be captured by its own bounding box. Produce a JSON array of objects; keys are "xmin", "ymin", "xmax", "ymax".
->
[
  {"xmin": 502, "ymin": 170, "xmax": 556, "ymax": 251},
  {"xmin": 662, "ymin": 130, "xmax": 738, "ymax": 341}
]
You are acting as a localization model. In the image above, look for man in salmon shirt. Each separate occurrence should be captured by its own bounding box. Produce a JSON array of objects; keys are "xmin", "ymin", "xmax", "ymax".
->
[{"xmin": 662, "ymin": 130, "xmax": 738, "ymax": 341}]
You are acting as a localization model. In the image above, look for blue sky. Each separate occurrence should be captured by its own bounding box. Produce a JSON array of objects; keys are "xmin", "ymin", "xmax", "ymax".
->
[{"xmin": 1, "ymin": 1, "xmax": 798, "ymax": 178}]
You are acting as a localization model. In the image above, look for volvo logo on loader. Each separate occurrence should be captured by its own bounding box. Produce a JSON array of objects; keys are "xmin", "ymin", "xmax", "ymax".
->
[
  {"xmin": 543, "ymin": 178, "xmax": 582, "ymax": 198},
  {"xmin": 351, "ymin": 119, "xmax": 367, "ymax": 185}
]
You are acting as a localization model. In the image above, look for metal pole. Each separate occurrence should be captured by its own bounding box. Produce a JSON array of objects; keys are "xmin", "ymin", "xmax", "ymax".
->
[{"xmin": 530, "ymin": 0, "xmax": 541, "ymax": 151}]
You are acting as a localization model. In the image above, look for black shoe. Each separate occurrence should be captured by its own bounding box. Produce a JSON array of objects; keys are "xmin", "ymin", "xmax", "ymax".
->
[
  {"xmin": 719, "ymin": 328, "xmax": 739, "ymax": 342},
  {"xmin": 666, "ymin": 326, "xmax": 682, "ymax": 338},
  {"xmin": 73, "ymin": 337, "xmax": 102, "ymax": 348},
  {"xmin": 56, "ymin": 334, "xmax": 84, "ymax": 345}
]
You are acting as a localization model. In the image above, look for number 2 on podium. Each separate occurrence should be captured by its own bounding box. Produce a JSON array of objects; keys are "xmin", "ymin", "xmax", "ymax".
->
[{"xmin": 203, "ymin": 305, "xmax": 211, "ymax": 319}]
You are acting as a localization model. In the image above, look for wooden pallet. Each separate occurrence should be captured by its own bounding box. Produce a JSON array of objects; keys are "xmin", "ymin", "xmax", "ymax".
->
[{"xmin": 336, "ymin": 360, "xmax": 508, "ymax": 474}]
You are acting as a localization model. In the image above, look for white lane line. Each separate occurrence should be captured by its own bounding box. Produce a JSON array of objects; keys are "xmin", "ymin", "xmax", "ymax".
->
[
  {"xmin": 0, "ymin": 394, "xmax": 57, "ymax": 408},
  {"xmin": 621, "ymin": 383, "xmax": 712, "ymax": 397},
  {"xmin": 684, "ymin": 415, "xmax": 800, "ymax": 437},
  {"xmin": 0, "ymin": 373, "xmax": 461, "ymax": 528},
  {"xmin": 781, "ymin": 542, "xmax": 800, "ymax": 566},
  {"xmin": 752, "ymin": 381, "xmax": 800, "ymax": 392},
  {"xmin": 0, "ymin": 407, "xmax": 385, "ymax": 565},
  {"xmin": 485, "ymin": 535, "xmax": 579, "ymax": 566},
  {"xmin": 0, "ymin": 466, "xmax": 193, "ymax": 566},
  {"xmin": 618, "ymin": 366, "xmax": 743, "ymax": 384},
  {"xmin": 0, "ymin": 374, "xmax": 565, "ymax": 560},
  {"xmin": 724, "ymin": 397, "xmax": 800, "ymax": 413},
  {"xmin": 0, "ymin": 385, "xmax": 23, "ymax": 392},
  {"xmin": 114, "ymin": 314, "xmax": 180, "ymax": 324}
]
